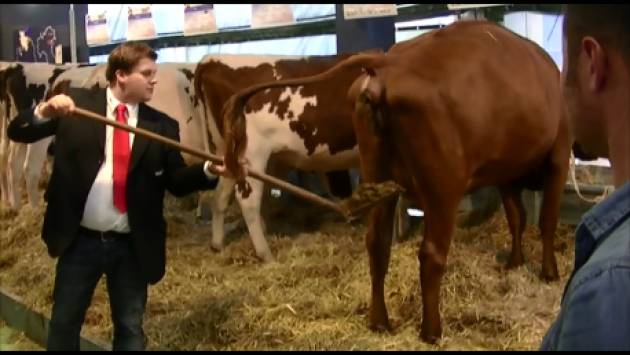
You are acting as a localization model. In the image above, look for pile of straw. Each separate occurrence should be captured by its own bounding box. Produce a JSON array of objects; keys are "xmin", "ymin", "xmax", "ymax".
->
[{"xmin": 0, "ymin": 190, "xmax": 575, "ymax": 350}]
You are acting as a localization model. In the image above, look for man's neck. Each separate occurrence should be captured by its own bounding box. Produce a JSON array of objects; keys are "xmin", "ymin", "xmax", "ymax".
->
[
  {"xmin": 604, "ymin": 79, "xmax": 630, "ymax": 187},
  {"xmin": 110, "ymin": 84, "xmax": 137, "ymax": 105}
]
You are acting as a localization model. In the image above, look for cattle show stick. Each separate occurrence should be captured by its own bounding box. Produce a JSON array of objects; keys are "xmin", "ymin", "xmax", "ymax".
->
[
  {"xmin": 71, "ymin": 106, "xmax": 344, "ymax": 214},
  {"xmin": 71, "ymin": 107, "xmax": 400, "ymax": 220}
]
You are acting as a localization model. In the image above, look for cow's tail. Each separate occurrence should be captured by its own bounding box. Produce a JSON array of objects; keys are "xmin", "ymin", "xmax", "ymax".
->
[
  {"xmin": 193, "ymin": 65, "xmax": 213, "ymax": 155},
  {"xmin": 222, "ymin": 52, "xmax": 387, "ymax": 190}
]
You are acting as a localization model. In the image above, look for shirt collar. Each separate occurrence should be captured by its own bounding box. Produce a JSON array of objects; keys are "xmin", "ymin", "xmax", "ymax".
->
[
  {"xmin": 581, "ymin": 181, "xmax": 630, "ymax": 241},
  {"xmin": 574, "ymin": 181, "xmax": 630, "ymax": 269},
  {"xmin": 106, "ymin": 86, "xmax": 139, "ymax": 120}
]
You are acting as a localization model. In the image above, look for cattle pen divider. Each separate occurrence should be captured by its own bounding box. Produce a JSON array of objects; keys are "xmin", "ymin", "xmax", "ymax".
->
[{"xmin": 0, "ymin": 287, "xmax": 111, "ymax": 350}]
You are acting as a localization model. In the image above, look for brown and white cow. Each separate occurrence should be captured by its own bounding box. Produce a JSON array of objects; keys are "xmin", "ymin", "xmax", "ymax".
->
[
  {"xmin": 195, "ymin": 53, "xmax": 388, "ymax": 262},
  {"xmin": 0, "ymin": 62, "xmax": 75, "ymax": 210},
  {"xmin": 222, "ymin": 21, "xmax": 572, "ymax": 342}
]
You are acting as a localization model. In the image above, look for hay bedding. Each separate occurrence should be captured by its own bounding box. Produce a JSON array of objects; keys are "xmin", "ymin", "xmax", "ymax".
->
[{"xmin": 0, "ymin": 189, "xmax": 575, "ymax": 350}]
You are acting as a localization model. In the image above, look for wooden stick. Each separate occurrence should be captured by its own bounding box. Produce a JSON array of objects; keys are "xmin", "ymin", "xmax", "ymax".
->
[{"xmin": 72, "ymin": 107, "xmax": 345, "ymax": 215}]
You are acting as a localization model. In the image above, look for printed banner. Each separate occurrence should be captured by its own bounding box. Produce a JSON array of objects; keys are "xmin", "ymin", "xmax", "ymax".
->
[
  {"xmin": 343, "ymin": 4, "xmax": 398, "ymax": 20},
  {"xmin": 127, "ymin": 5, "xmax": 156, "ymax": 40},
  {"xmin": 184, "ymin": 4, "xmax": 218, "ymax": 36},
  {"xmin": 15, "ymin": 26, "xmax": 59, "ymax": 63},
  {"xmin": 251, "ymin": 4, "xmax": 294, "ymax": 29},
  {"xmin": 447, "ymin": 4, "xmax": 505, "ymax": 10},
  {"xmin": 85, "ymin": 12, "xmax": 110, "ymax": 46}
]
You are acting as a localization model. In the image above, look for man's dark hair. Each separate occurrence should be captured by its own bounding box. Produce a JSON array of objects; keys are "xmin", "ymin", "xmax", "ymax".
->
[
  {"xmin": 563, "ymin": 5, "xmax": 630, "ymax": 64},
  {"xmin": 105, "ymin": 41, "xmax": 157, "ymax": 84}
]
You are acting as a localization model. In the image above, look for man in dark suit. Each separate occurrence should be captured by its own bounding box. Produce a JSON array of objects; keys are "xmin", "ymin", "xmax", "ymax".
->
[{"xmin": 8, "ymin": 42, "xmax": 232, "ymax": 350}]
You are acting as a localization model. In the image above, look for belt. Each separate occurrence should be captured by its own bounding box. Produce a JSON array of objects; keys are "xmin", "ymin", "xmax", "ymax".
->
[{"xmin": 79, "ymin": 226, "xmax": 130, "ymax": 242}]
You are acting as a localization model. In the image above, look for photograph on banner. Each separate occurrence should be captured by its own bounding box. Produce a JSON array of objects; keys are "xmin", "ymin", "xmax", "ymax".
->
[
  {"xmin": 15, "ymin": 27, "xmax": 37, "ymax": 62},
  {"xmin": 127, "ymin": 4, "xmax": 156, "ymax": 41},
  {"xmin": 184, "ymin": 4, "xmax": 218, "ymax": 36},
  {"xmin": 15, "ymin": 26, "xmax": 59, "ymax": 63},
  {"xmin": 446, "ymin": 4, "xmax": 505, "ymax": 10},
  {"xmin": 35, "ymin": 26, "xmax": 58, "ymax": 64},
  {"xmin": 343, "ymin": 4, "xmax": 398, "ymax": 20},
  {"xmin": 86, "ymin": 11, "xmax": 110, "ymax": 46},
  {"xmin": 251, "ymin": 4, "xmax": 295, "ymax": 29}
]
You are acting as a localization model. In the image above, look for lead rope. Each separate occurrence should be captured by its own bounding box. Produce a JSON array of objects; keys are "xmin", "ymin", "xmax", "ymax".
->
[{"xmin": 569, "ymin": 151, "xmax": 614, "ymax": 204}]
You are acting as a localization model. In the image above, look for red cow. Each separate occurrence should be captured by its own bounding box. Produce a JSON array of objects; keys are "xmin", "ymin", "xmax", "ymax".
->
[{"xmin": 222, "ymin": 21, "xmax": 571, "ymax": 342}]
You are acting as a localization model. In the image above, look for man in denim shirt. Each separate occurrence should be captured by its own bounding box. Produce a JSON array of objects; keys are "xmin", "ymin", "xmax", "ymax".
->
[{"xmin": 540, "ymin": 5, "xmax": 630, "ymax": 350}]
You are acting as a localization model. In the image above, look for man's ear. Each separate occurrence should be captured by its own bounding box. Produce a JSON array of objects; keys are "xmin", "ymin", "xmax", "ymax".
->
[
  {"xmin": 582, "ymin": 36, "xmax": 608, "ymax": 93},
  {"xmin": 114, "ymin": 69, "xmax": 126, "ymax": 86}
]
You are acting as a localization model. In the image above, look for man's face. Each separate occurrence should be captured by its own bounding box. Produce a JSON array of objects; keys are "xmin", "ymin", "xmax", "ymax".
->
[
  {"xmin": 117, "ymin": 57, "xmax": 157, "ymax": 103},
  {"xmin": 561, "ymin": 34, "xmax": 609, "ymax": 159}
]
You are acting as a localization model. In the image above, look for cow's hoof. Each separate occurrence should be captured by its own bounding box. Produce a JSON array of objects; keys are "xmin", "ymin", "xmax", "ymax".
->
[
  {"xmin": 541, "ymin": 268, "xmax": 559, "ymax": 282},
  {"xmin": 368, "ymin": 320, "xmax": 392, "ymax": 333},
  {"xmin": 420, "ymin": 329, "xmax": 441, "ymax": 344},
  {"xmin": 257, "ymin": 252, "xmax": 275, "ymax": 263},
  {"xmin": 210, "ymin": 243, "xmax": 223, "ymax": 253},
  {"xmin": 506, "ymin": 254, "xmax": 524, "ymax": 269}
]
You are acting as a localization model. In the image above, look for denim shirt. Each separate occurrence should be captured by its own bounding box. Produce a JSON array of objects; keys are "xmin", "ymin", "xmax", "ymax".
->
[{"xmin": 540, "ymin": 182, "xmax": 630, "ymax": 351}]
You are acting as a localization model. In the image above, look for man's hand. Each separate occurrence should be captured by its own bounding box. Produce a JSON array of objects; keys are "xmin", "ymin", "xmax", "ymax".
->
[
  {"xmin": 37, "ymin": 94, "xmax": 76, "ymax": 119},
  {"xmin": 205, "ymin": 158, "xmax": 248, "ymax": 180}
]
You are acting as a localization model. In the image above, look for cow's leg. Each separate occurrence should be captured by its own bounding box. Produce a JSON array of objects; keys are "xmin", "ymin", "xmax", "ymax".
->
[
  {"xmin": 499, "ymin": 186, "xmax": 526, "ymax": 268},
  {"xmin": 7, "ymin": 141, "xmax": 27, "ymax": 210},
  {"xmin": 23, "ymin": 137, "xmax": 51, "ymax": 207},
  {"xmin": 418, "ymin": 197, "xmax": 458, "ymax": 344},
  {"xmin": 0, "ymin": 117, "xmax": 8, "ymax": 206},
  {"xmin": 393, "ymin": 196, "xmax": 412, "ymax": 242},
  {"xmin": 0, "ymin": 148, "xmax": 8, "ymax": 207},
  {"xmin": 196, "ymin": 191, "xmax": 211, "ymax": 221},
  {"xmin": 236, "ymin": 176, "xmax": 272, "ymax": 262},
  {"xmin": 210, "ymin": 177, "xmax": 236, "ymax": 252},
  {"xmin": 538, "ymin": 152, "xmax": 569, "ymax": 281},
  {"xmin": 367, "ymin": 197, "xmax": 398, "ymax": 332},
  {"xmin": 235, "ymin": 150, "xmax": 273, "ymax": 262}
]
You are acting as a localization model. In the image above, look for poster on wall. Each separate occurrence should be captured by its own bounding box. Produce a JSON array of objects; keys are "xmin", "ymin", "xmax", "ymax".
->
[
  {"xmin": 15, "ymin": 27, "xmax": 37, "ymax": 62},
  {"xmin": 15, "ymin": 26, "xmax": 59, "ymax": 63},
  {"xmin": 127, "ymin": 5, "xmax": 157, "ymax": 40},
  {"xmin": 446, "ymin": 4, "xmax": 505, "ymax": 10},
  {"xmin": 343, "ymin": 4, "xmax": 398, "ymax": 20},
  {"xmin": 86, "ymin": 12, "xmax": 110, "ymax": 46},
  {"xmin": 251, "ymin": 4, "xmax": 294, "ymax": 29},
  {"xmin": 183, "ymin": 4, "xmax": 218, "ymax": 36}
]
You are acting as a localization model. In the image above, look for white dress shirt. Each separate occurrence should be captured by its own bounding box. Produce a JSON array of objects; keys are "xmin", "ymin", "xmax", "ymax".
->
[{"xmin": 76, "ymin": 87, "xmax": 137, "ymax": 232}]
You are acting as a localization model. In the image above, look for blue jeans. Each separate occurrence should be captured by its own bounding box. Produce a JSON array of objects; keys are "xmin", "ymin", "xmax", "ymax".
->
[{"xmin": 47, "ymin": 231, "xmax": 148, "ymax": 351}]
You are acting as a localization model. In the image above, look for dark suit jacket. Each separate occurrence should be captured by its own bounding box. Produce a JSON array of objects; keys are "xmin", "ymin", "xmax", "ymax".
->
[{"xmin": 7, "ymin": 87, "xmax": 217, "ymax": 284}]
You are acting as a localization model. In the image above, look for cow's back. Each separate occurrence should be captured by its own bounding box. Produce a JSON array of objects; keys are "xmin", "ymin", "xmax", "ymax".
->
[
  {"xmin": 381, "ymin": 21, "xmax": 564, "ymax": 189},
  {"xmin": 197, "ymin": 54, "xmax": 363, "ymax": 169}
]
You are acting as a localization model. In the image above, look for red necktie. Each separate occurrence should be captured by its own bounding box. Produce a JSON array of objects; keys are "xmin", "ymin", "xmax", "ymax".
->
[{"xmin": 113, "ymin": 103, "xmax": 130, "ymax": 213}]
